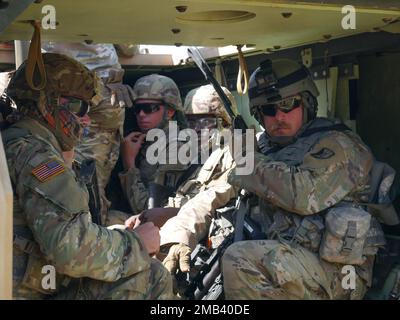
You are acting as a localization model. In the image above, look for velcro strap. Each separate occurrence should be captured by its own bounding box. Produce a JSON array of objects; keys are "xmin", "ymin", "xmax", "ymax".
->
[
  {"xmin": 342, "ymin": 221, "xmax": 357, "ymax": 254},
  {"xmin": 13, "ymin": 234, "xmax": 38, "ymax": 255}
]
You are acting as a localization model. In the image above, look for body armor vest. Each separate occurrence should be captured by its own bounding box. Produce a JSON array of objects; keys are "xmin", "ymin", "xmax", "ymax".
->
[{"xmin": 254, "ymin": 118, "xmax": 387, "ymax": 263}]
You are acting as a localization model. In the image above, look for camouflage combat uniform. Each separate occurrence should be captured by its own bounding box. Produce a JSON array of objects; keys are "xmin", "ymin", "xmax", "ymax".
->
[
  {"xmin": 221, "ymin": 59, "xmax": 388, "ymax": 300},
  {"xmin": 160, "ymin": 85, "xmax": 239, "ymax": 250},
  {"xmin": 43, "ymin": 42, "xmax": 132, "ymax": 225},
  {"xmin": 5, "ymin": 53, "xmax": 172, "ymax": 300},
  {"xmin": 118, "ymin": 74, "xmax": 190, "ymax": 215}
]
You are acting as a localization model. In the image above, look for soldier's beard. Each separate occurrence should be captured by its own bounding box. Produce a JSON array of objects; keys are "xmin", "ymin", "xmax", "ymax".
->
[
  {"xmin": 267, "ymin": 121, "xmax": 292, "ymax": 136},
  {"xmin": 265, "ymin": 121, "xmax": 297, "ymax": 146}
]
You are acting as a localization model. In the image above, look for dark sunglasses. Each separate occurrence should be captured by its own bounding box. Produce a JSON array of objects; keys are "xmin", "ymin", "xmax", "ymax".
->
[
  {"xmin": 134, "ymin": 103, "xmax": 163, "ymax": 115},
  {"xmin": 259, "ymin": 95, "xmax": 302, "ymax": 117}
]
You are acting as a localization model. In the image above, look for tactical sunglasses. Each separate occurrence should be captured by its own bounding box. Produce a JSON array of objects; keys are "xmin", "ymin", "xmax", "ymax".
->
[
  {"xmin": 58, "ymin": 96, "xmax": 90, "ymax": 117},
  {"xmin": 134, "ymin": 103, "xmax": 163, "ymax": 115},
  {"xmin": 259, "ymin": 95, "xmax": 302, "ymax": 117}
]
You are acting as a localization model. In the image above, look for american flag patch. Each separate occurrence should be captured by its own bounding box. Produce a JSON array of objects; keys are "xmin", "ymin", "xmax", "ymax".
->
[{"xmin": 32, "ymin": 160, "xmax": 65, "ymax": 182}]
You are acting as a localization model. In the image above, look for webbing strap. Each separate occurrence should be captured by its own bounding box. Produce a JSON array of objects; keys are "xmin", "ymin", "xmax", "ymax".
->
[
  {"xmin": 25, "ymin": 21, "xmax": 47, "ymax": 91},
  {"xmin": 236, "ymin": 45, "xmax": 249, "ymax": 95}
]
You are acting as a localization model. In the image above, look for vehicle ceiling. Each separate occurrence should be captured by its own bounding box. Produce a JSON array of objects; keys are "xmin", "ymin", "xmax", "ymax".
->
[{"xmin": 0, "ymin": 0, "xmax": 399, "ymax": 52}]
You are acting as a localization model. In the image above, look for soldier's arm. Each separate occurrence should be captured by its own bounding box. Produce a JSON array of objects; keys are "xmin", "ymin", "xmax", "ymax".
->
[
  {"xmin": 160, "ymin": 152, "xmax": 238, "ymax": 250},
  {"xmin": 229, "ymin": 132, "xmax": 374, "ymax": 215},
  {"xmin": 119, "ymin": 167, "xmax": 149, "ymax": 213},
  {"xmin": 119, "ymin": 137, "xmax": 191, "ymax": 213},
  {"xmin": 12, "ymin": 141, "xmax": 151, "ymax": 281}
]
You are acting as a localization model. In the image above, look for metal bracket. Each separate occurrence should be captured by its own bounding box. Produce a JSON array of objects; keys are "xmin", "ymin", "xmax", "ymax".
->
[
  {"xmin": 310, "ymin": 65, "xmax": 330, "ymax": 80},
  {"xmin": 301, "ymin": 48, "xmax": 313, "ymax": 68}
]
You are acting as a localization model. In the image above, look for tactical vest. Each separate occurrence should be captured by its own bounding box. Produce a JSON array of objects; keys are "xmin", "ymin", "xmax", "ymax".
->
[{"xmin": 254, "ymin": 118, "xmax": 389, "ymax": 270}]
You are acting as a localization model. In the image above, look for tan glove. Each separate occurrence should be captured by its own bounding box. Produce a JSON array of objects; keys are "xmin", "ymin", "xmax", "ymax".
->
[
  {"xmin": 103, "ymin": 82, "xmax": 134, "ymax": 108},
  {"xmin": 162, "ymin": 243, "xmax": 191, "ymax": 274},
  {"xmin": 93, "ymin": 68, "xmax": 136, "ymax": 108}
]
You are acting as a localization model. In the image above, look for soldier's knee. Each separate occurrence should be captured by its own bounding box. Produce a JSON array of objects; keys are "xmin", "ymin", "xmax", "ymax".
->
[{"xmin": 222, "ymin": 241, "xmax": 246, "ymax": 266}]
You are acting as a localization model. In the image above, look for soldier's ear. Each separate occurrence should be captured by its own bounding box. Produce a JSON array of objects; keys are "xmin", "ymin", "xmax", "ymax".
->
[{"xmin": 167, "ymin": 107, "xmax": 176, "ymax": 119}]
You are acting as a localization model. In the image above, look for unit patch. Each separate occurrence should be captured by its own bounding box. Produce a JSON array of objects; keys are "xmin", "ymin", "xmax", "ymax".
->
[{"xmin": 310, "ymin": 147, "xmax": 335, "ymax": 160}]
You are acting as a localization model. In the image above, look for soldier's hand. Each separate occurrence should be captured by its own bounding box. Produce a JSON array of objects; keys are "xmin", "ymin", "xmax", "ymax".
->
[
  {"xmin": 124, "ymin": 213, "xmax": 143, "ymax": 230},
  {"xmin": 133, "ymin": 222, "xmax": 160, "ymax": 256},
  {"xmin": 121, "ymin": 132, "xmax": 146, "ymax": 170},
  {"xmin": 141, "ymin": 208, "xmax": 179, "ymax": 228},
  {"xmin": 162, "ymin": 243, "xmax": 191, "ymax": 274}
]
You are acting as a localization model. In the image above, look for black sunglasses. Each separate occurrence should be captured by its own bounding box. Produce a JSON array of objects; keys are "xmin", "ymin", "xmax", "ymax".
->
[{"xmin": 134, "ymin": 103, "xmax": 163, "ymax": 115}]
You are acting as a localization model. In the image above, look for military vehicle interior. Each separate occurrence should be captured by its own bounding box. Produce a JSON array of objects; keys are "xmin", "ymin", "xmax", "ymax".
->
[{"xmin": 0, "ymin": 0, "xmax": 400, "ymax": 299}]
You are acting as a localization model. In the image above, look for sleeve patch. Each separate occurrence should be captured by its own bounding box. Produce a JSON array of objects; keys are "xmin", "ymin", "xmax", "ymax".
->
[
  {"xmin": 31, "ymin": 160, "xmax": 65, "ymax": 182},
  {"xmin": 310, "ymin": 148, "xmax": 335, "ymax": 160}
]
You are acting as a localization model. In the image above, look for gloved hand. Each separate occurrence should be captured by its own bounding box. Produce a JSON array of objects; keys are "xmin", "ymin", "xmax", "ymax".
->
[
  {"xmin": 106, "ymin": 82, "xmax": 135, "ymax": 108},
  {"xmin": 161, "ymin": 243, "xmax": 191, "ymax": 274},
  {"xmin": 93, "ymin": 68, "xmax": 136, "ymax": 108}
]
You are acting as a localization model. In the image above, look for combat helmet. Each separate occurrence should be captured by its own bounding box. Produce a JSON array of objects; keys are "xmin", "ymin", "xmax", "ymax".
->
[
  {"xmin": 133, "ymin": 74, "xmax": 186, "ymax": 129},
  {"xmin": 183, "ymin": 84, "xmax": 237, "ymax": 128},
  {"xmin": 6, "ymin": 52, "xmax": 95, "ymax": 151},
  {"xmin": 248, "ymin": 59, "xmax": 319, "ymax": 126}
]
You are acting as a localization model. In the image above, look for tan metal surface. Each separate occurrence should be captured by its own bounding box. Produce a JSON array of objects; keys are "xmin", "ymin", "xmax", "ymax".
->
[
  {"xmin": 0, "ymin": 133, "xmax": 13, "ymax": 300},
  {"xmin": 0, "ymin": 1, "xmax": 398, "ymax": 51}
]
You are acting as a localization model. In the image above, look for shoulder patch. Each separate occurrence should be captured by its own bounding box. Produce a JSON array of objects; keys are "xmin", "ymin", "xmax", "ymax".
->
[
  {"xmin": 310, "ymin": 147, "xmax": 335, "ymax": 160},
  {"xmin": 31, "ymin": 160, "xmax": 65, "ymax": 182}
]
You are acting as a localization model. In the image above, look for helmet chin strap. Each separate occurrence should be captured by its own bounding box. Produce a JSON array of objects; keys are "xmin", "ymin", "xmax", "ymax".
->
[{"xmin": 155, "ymin": 104, "xmax": 171, "ymax": 131}]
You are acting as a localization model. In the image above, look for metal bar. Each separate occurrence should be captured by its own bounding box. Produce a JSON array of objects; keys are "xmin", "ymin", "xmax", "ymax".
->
[{"xmin": 0, "ymin": 134, "xmax": 13, "ymax": 300}]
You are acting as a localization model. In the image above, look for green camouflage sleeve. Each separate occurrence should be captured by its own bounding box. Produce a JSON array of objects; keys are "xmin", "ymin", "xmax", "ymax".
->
[
  {"xmin": 9, "ymin": 137, "xmax": 151, "ymax": 281},
  {"xmin": 119, "ymin": 167, "xmax": 149, "ymax": 214},
  {"xmin": 160, "ymin": 176, "xmax": 238, "ymax": 249},
  {"xmin": 229, "ymin": 131, "xmax": 374, "ymax": 215},
  {"xmin": 160, "ymin": 149, "xmax": 239, "ymax": 249},
  {"xmin": 119, "ymin": 137, "xmax": 192, "ymax": 214}
]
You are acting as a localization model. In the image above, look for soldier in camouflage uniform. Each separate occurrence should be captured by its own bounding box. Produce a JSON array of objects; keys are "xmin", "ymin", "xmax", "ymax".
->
[
  {"xmin": 3, "ymin": 53, "xmax": 172, "ymax": 299},
  {"xmin": 157, "ymin": 85, "xmax": 239, "ymax": 274},
  {"xmin": 117, "ymin": 74, "xmax": 190, "ymax": 216},
  {"xmin": 221, "ymin": 58, "xmax": 389, "ymax": 299},
  {"xmin": 43, "ymin": 43, "xmax": 134, "ymax": 225}
]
